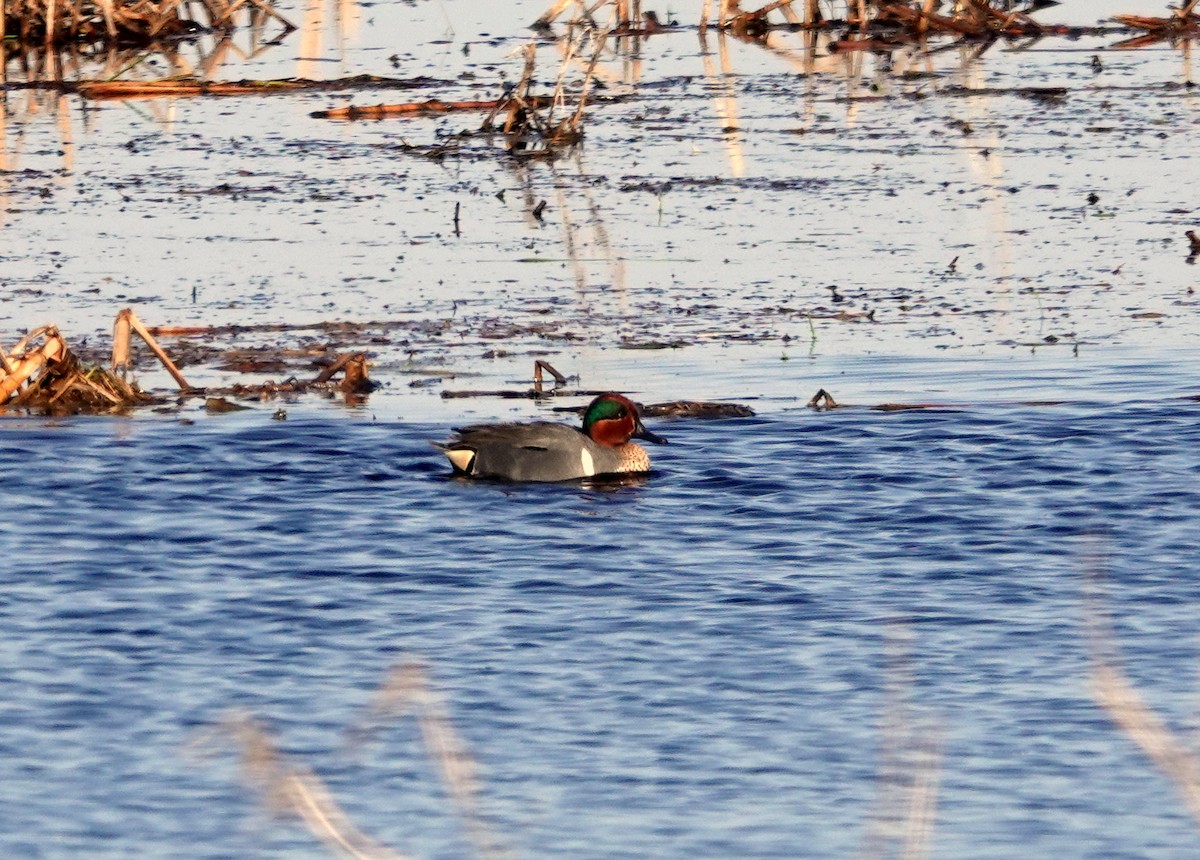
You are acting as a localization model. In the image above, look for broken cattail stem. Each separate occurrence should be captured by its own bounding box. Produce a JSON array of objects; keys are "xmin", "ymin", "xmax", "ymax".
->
[
  {"xmin": 805, "ymin": 0, "xmax": 820, "ymax": 26},
  {"xmin": 546, "ymin": 33, "xmax": 580, "ymax": 127},
  {"xmin": 312, "ymin": 352, "xmax": 355, "ymax": 384},
  {"xmin": 339, "ymin": 355, "xmax": 371, "ymax": 393},
  {"xmin": 808, "ymin": 388, "xmax": 838, "ymax": 410},
  {"xmin": 112, "ymin": 311, "xmax": 132, "ymax": 373},
  {"xmin": 569, "ymin": 34, "xmax": 606, "ymax": 130},
  {"xmin": 919, "ymin": 0, "xmax": 940, "ymax": 35},
  {"xmin": 98, "ymin": 0, "xmax": 117, "ymax": 37},
  {"xmin": 534, "ymin": 359, "xmax": 567, "ymax": 386},
  {"xmin": 122, "ymin": 309, "xmax": 193, "ymax": 391},
  {"xmin": 533, "ymin": 0, "xmax": 574, "ymax": 28},
  {"xmin": 0, "ymin": 336, "xmax": 63, "ymax": 403}
]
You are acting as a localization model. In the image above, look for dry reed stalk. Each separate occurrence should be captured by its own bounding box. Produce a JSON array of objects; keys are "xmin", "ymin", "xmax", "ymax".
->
[
  {"xmin": 963, "ymin": 0, "xmax": 1041, "ymax": 33},
  {"xmin": 877, "ymin": 2, "xmax": 982, "ymax": 36},
  {"xmin": 311, "ymin": 352, "xmax": 371, "ymax": 393},
  {"xmin": 534, "ymin": 0, "xmax": 575, "ymax": 28},
  {"xmin": 96, "ymin": 0, "xmax": 116, "ymax": 36},
  {"xmin": 859, "ymin": 625, "xmax": 942, "ymax": 860},
  {"xmin": 0, "ymin": 323, "xmax": 146, "ymax": 410},
  {"xmin": 1085, "ymin": 566, "xmax": 1200, "ymax": 825},
  {"xmin": 355, "ymin": 662, "xmax": 507, "ymax": 860},
  {"xmin": 45, "ymin": 0, "xmax": 58, "ymax": 44},
  {"xmin": 1113, "ymin": 7, "xmax": 1200, "ymax": 36},
  {"xmin": 311, "ymin": 97, "xmax": 553, "ymax": 121},
  {"xmin": 111, "ymin": 310, "xmax": 132, "ymax": 372},
  {"xmin": 5, "ymin": 0, "xmax": 293, "ymax": 47},
  {"xmin": 501, "ymin": 43, "xmax": 581, "ymax": 153},
  {"xmin": 0, "ymin": 328, "xmax": 64, "ymax": 402},
  {"xmin": 77, "ymin": 78, "xmax": 311, "ymax": 99},
  {"xmin": 114, "ymin": 308, "xmax": 192, "ymax": 391},
  {"xmin": 546, "ymin": 35, "xmax": 579, "ymax": 129},
  {"xmin": 721, "ymin": 0, "xmax": 829, "ymax": 37},
  {"xmin": 566, "ymin": 37, "xmax": 605, "ymax": 139},
  {"xmin": 203, "ymin": 714, "xmax": 413, "ymax": 860},
  {"xmin": 918, "ymin": 0, "xmax": 940, "ymax": 35}
]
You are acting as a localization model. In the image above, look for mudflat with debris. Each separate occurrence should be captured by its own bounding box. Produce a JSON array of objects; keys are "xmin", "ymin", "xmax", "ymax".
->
[{"xmin": 2, "ymin": 0, "xmax": 1199, "ymax": 421}]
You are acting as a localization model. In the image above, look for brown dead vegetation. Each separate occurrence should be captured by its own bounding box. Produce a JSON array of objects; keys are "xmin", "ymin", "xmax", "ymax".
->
[
  {"xmin": 311, "ymin": 39, "xmax": 603, "ymax": 156},
  {"xmin": 1111, "ymin": 0, "xmax": 1200, "ymax": 48},
  {"xmin": 0, "ymin": 324, "xmax": 153, "ymax": 413},
  {"xmin": 0, "ymin": 309, "xmax": 195, "ymax": 413},
  {"xmin": 2, "ymin": 0, "xmax": 294, "ymax": 47},
  {"xmin": 533, "ymin": 0, "xmax": 1200, "ymax": 49},
  {"xmin": 77, "ymin": 74, "xmax": 438, "ymax": 101},
  {"xmin": 0, "ymin": 310, "xmax": 380, "ymax": 415},
  {"xmin": 538, "ymin": 0, "xmax": 1066, "ymax": 39}
]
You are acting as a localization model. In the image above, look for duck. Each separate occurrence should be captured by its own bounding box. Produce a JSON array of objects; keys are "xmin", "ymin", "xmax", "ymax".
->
[{"xmin": 436, "ymin": 393, "xmax": 667, "ymax": 482}]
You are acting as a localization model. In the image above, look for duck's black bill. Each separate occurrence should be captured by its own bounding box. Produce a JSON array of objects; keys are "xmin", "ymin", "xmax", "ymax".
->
[{"xmin": 634, "ymin": 424, "xmax": 668, "ymax": 445}]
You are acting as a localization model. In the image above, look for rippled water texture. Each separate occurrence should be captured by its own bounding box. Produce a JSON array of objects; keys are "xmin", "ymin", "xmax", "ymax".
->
[
  {"xmin": 4, "ymin": 0, "xmax": 1200, "ymax": 856},
  {"xmin": 3, "ymin": 390, "xmax": 1200, "ymax": 858}
]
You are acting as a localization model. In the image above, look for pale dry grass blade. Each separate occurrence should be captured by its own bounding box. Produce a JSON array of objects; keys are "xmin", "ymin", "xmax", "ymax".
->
[
  {"xmin": 534, "ymin": 0, "xmax": 576, "ymax": 28},
  {"xmin": 359, "ymin": 661, "xmax": 509, "ymax": 860},
  {"xmin": 197, "ymin": 713, "xmax": 413, "ymax": 860},
  {"xmin": 859, "ymin": 624, "xmax": 942, "ymax": 860},
  {"xmin": 1085, "ymin": 566, "xmax": 1200, "ymax": 825},
  {"xmin": 901, "ymin": 732, "xmax": 941, "ymax": 860}
]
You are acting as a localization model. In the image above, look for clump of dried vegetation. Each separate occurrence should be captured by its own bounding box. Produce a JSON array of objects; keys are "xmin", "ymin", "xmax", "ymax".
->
[
  {"xmin": 1113, "ymin": 0, "xmax": 1200, "ymax": 47},
  {"xmin": 313, "ymin": 37, "xmax": 604, "ymax": 159},
  {"xmin": 0, "ymin": 309, "xmax": 379, "ymax": 415},
  {"xmin": 1, "ymin": 0, "xmax": 292, "ymax": 46},
  {"xmin": 533, "ymin": 0, "xmax": 1200, "ymax": 46},
  {"xmin": 0, "ymin": 309, "xmax": 188, "ymax": 414},
  {"xmin": 534, "ymin": 0, "xmax": 1058, "ymax": 38}
]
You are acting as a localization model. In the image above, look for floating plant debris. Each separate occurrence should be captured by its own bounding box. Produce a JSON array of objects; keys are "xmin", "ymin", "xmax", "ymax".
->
[{"xmin": 3, "ymin": 0, "xmax": 294, "ymax": 46}]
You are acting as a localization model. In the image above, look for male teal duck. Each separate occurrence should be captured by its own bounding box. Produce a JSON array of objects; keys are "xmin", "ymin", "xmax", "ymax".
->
[{"xmin": 436, "ymin": 393, "xmax": 667, "ymax": 482}]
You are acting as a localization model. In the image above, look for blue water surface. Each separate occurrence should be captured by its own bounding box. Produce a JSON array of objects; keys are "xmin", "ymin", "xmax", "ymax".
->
[{"xmin": 2, "ymin": 397, "xmax": 1199, "ymax": 859}]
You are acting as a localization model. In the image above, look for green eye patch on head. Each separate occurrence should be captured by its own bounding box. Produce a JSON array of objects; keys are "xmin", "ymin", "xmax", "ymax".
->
[{"xmin": 583, "ymin": 396, "xmax": 628, "ymax": 433}]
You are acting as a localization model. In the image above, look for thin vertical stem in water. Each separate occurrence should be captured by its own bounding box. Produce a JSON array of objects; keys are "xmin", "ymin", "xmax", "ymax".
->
[
  {"xmin": 97, "ymin": 0, "xmax": 116, "ymax": 37},
  {"xmin": 1084, "ymin": 555, "xmax": 1200, "ymax": 828},
  {"xmin": 45, "ymin": 0, "xmax": 57, "ymax": 45},
  {"xmin": 919, "ymin": 0, "xmax": 939, "ymax": 35},
  {"xmin": 569, "ymin": 34, "xmax": 605, "ymax": 130}
]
